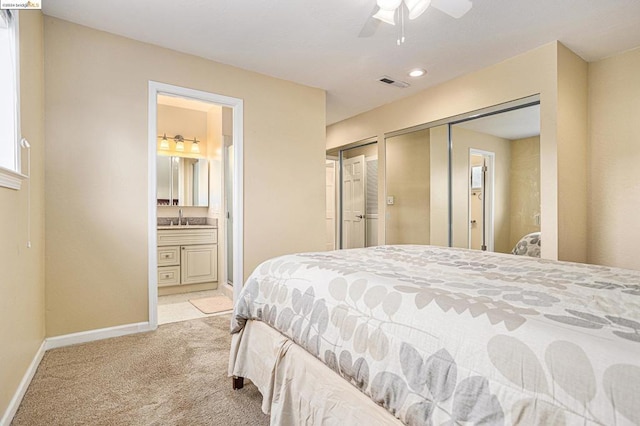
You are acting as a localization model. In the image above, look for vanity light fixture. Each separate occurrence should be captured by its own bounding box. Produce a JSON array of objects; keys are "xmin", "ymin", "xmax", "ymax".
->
[
  {"xmin": 408, "ymin": 68, "xmax": 426, "ymax": 77},
  {"xmin": 174, "ymin": 135, "xmax": 185, "ymax": 152},
  {"xmin": 157, "ymin": 134, "xmax": 202, "ymax": 153},
  {"xmin": 159, "ymin": 133, "xmax": 170, "ymax": 150}
]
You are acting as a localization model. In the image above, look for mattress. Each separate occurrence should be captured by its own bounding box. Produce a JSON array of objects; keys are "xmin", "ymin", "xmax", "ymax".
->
[{"xmin": 230, "ymin": 245, "xmax": 640, "ymax": 425}]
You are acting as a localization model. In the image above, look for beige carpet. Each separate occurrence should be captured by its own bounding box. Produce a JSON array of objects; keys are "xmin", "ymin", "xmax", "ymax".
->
[
  {"xmin": 189, "ymin": 296, "xmax": 234, "ymax": 315},
  {"xmin": 12, "ymin": 315, "xmax": 269, "ymax": 426}
]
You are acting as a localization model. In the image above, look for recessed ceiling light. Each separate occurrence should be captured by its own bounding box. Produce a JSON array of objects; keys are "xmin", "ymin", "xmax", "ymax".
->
[{"xmin": 408, "ymin": 68, "xmax": 427, "ymax": 78}]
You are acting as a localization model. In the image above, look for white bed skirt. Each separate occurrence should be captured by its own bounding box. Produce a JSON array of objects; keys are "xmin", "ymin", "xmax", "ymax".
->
[{"xmin": 229, "ymin": 319, "xmax": 402, "ymax": 425}]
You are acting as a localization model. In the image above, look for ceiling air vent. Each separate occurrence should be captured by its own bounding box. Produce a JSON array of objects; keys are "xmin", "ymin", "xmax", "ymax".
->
[{"xmin": 378, "ymin": 75, "xmax": 410, "ymax": 88}]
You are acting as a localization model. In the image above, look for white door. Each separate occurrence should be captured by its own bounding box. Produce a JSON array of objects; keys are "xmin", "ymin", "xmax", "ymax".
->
[
  {"xmin": 342, "ymin": 155, "xmax": 366, "ymax": 249},
  {"xmin": 225, "ymin": 144, "xmax": 234, "ymax": 284}
]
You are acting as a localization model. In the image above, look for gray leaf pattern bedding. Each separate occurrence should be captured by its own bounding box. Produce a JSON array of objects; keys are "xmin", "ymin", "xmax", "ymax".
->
[{"xmin": 231, "ymin": 245, "xmax": 640, "ymax": 425}]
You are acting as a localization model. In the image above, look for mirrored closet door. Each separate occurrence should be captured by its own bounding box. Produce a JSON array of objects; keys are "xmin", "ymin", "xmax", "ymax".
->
[
  {"xmin": 384, "ymin": 125, "xmax": 449, "ymax": 247},
  {"xmin": 450, "ymin": 103, "xmax": 541, "ymax": 254}
]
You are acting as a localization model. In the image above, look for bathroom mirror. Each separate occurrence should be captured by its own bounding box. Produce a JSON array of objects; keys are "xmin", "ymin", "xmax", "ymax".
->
[{"xmin": 157, "ymin": 155, "xmax": 209, "ymax": 207}]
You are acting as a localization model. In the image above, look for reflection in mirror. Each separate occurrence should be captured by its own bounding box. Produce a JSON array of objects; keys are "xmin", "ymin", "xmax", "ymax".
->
[
  {"xmin": 451, "ymin": 103, "xmax": 541, "ymax": 255},
  {"xmin": 384, "ymin": 124, "xmax": 449, "ymax": 246},
  {"xmin": 156, "ymin": 155, "xmax": 209, "ymax": 207}
]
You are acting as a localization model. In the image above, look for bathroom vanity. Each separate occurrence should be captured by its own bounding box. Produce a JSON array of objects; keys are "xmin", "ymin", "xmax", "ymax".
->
[{"xmin": 157, "ymin": 224, "xmax": 218, "ymax": 290}]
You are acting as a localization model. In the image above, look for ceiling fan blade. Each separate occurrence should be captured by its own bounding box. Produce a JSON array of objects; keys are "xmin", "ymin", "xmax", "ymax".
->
[
  {"xmin": 431, "ymin": 0, "xmax": 472, "ymax": 18},
  {"xmin": 358, "ymin": 5, "xmax": 383, "ymax": 37}
]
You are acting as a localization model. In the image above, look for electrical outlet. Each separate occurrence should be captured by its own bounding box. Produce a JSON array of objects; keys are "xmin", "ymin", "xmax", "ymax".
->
[{"xmin": 387, "ymin": 196, "xmax": 395, "ymax": 205}]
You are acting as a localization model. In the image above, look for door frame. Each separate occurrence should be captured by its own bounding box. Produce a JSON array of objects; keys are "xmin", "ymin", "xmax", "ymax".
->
[
  {"xmin": 147, "ymin": 81, "xmax": 244, "ymax": 329},
  {"xmin": 468, "ymin": 149, "xmax": 495, "ymax": 252}
]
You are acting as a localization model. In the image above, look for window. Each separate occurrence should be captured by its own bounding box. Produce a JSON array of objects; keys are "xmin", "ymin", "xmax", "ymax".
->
[{"xmin": 0, "ymin": 9, "xmax": 23, "ymax": 189}]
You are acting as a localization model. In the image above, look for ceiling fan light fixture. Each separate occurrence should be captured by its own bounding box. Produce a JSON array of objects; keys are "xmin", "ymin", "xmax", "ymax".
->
[
  {"xmin": 408, "ymin": 68, "xmax": 427, "ymax": 77},
  {"xmin": 376, "ymin": 0, "xmax": 402, "ymax": 11},
  {"xmin": 405, "ymin": 0, "xmax": 431, "ymax": 19},
  {"xmin": 373, "ymin": 8, "xmax": 397, "ymax": 25}
]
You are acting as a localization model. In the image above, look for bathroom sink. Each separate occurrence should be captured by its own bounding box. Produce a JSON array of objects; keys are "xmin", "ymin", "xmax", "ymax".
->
[{"xmin": 157, "ymin": 224, "xmax": 216, "ymax": 230}]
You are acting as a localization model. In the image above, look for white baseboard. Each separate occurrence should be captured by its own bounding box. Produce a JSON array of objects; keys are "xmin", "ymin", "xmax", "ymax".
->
[
  {"xmin": 0, "ymin": 340, "xmax": 46, "ymax": 426},
  {"xmin": 1, "ymin": 321, "xmax": 153, "ymax": 425},
  {"xmin": 45, "ymin": 321, "xmax": 153, "ymax": 350}
]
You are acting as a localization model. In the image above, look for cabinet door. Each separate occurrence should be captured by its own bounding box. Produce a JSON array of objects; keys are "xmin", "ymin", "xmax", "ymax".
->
[{"xmin": 181, "ymin": 244, "xmax": 217, "ymax": 285}]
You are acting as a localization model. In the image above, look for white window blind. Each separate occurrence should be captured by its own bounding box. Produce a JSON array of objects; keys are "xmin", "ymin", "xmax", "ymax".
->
[
  {"xmin": 366, "ymin": 158, "xmax": 378, "ymax": 215},
  {"xmin": 0, "ymin": 9, "xmax": 26, "ymax": 190}
]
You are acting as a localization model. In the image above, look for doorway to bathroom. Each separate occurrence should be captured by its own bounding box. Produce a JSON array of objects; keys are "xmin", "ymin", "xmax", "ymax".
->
[{"xmin": 148, "ymin": 82, "xmax": 244, "ymax": 328}]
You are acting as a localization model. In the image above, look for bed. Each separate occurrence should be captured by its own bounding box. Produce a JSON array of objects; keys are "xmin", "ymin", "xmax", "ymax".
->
[{"xmin": 228, "ymin": 245, "xmax": 640, "ymax": 425}]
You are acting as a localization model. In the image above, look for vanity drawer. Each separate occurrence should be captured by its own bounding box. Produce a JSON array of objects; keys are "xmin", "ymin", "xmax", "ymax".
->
[
  {"xmin": 157, "ymin": 229, "xmax": 217, "ymax": 246},
  {"xmin": 158, "ymin": 246, "xmax": 180, "ymax": 266},
  {"xmin": 158, "ymin": 265, "xmax": 180, "ymax": 287}
]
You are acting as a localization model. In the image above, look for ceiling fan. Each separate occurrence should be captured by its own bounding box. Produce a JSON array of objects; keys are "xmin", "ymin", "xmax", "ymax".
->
[{"xmin": 360, "ymin": 0, "xmax": 473, "ymax": 40}]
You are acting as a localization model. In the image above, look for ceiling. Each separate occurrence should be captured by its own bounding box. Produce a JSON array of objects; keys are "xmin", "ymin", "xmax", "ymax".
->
[
  {"xmin": 158, "ymin": 94, "xmax": 220, "ymax": 113},
  {"xmin": 42, "ymin": 0, "xmax": 640, "ymax": 125},
  {"xmin": 455, "ymin": 104, "xmax": 540, "ymax": 140}
]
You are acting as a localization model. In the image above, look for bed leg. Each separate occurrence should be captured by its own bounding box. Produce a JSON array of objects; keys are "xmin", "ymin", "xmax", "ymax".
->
[{"xmin": 232, "ymin": 376, "xmax": 244, "ymax": 390}]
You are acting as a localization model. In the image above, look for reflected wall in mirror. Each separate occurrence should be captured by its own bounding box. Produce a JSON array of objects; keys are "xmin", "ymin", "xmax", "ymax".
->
[
  {"xmin": 156, "ymin": 155, "xmax": 209, "ymax": 206},
  {"xmin": 451, "ymin": 104, "xmax": 540, "ymax": 255},
  {"xmin": 385, "ymin": 125, "xmax": 449, "ymax": 246}
]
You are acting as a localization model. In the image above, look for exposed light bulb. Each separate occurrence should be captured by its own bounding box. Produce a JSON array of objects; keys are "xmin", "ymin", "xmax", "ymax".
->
[{"xmin": 159, "ymin": 133, "xmax": 170, "ymax": 150}]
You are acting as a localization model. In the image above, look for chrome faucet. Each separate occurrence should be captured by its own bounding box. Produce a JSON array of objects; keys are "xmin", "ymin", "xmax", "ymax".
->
[{"xmin": 178, "ymin": 209, "xmax": 183, "ymax": 226}]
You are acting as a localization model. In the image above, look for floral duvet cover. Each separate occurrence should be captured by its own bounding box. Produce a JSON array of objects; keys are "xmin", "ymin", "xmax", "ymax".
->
[{"xmin": 231, "ymin": 245, "xmax": 640, "ymax": 425}]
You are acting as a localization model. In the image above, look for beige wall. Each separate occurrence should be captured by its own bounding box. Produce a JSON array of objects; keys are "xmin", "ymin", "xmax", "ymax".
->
[
  {"xmin": 327, "ymin": 42, "xmax": 590, "ymax": 262},
  {"xmin": 0, "ymin": 10, "xmax": 45, "ymax": 419},
  {"xmin": 588, "ymin": 47, "xmax": 640, "ymax": 270},
  {"xmin": 510, "ymin": 136, "xmax": 541, "ymax": 248},
  {"xmin": 429, "ymin": 125, "xmax": 450, "ymax": 247},
  {"xmin": 44, "ymin": 17, "xmax": 326, "ymax": 336},
  {"xmin": 557, "ymin": 44, "xmax": 588, "ymax": 263},
  {"xmin": 385, "ymin": 129, "xmax": 431, "ymax": 244}
]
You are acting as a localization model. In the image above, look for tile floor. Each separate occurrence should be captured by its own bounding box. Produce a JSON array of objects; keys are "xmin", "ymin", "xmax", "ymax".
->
[{"xmin": 158, "ymin": 288, "xmax": 233, "ymax": 325}]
